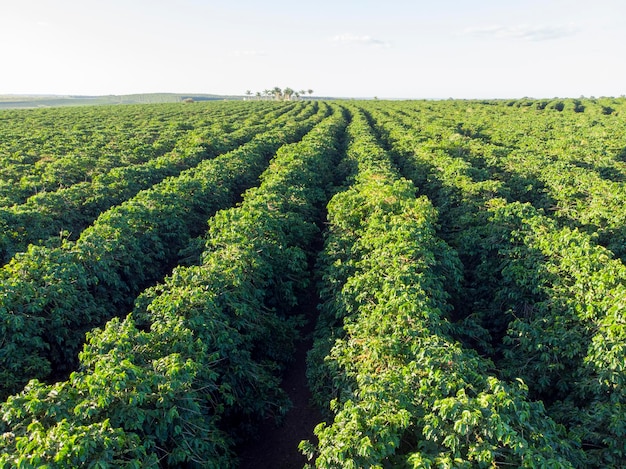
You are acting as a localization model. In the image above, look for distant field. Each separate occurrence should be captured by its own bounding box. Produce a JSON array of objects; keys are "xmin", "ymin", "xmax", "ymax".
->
[
  {"xmin": 1, "ymin": 98, "xmax": 625, "ymax": 468},
  {"xmin": 0, "ymin": 92, "xmax": 242, "ymax": 108}
]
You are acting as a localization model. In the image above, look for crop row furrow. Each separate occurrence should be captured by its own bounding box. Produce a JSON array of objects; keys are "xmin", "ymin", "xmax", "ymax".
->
[
  {"xmin": 0, "ymin": 106, "xmax": 347, "ymax": 467},
  {"xmin": 367, "ymin": 102, "xmax": 626, "ymax": 466},
  {"xmin": 479, "ymin": 201, "xmax": 626, "ymax": 467},
  {"xmin": 0, "ymin": 102, "xmax": 253, "ymax": 206},
  {"xmin": 0, "ymin": 101, "xmax": 314, "ymax": 263},
  {"xmin": 0, "ymin": 102, "xmax": 329, "ymax": 399},
  {"xmin": 303, "ymin": 106, "xmax": 581, "ymax": 467},
  {"xmin": 372, "ymin": 100, "xmax": 626, "ymax": 261}
]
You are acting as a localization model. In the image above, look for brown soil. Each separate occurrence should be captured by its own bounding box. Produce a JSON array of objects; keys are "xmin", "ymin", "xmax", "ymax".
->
[{"xmin": 237, "ymin": 296, "xmax": 323, "ymax": 469}]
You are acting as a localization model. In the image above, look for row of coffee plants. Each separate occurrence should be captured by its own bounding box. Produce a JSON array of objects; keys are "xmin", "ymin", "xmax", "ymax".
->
[
  {"xmin": 369, "ymin": 99, "xmax": 626, "ymax": 261},
  {"xmin": 0, "ymin": 102, "xmax": 310, "ymax": 263},
  {"xmin": 362, "ymin": 103, "xmax": 505, "ymax": 236},
  {"xmin": 0, "ymin": 106, "xmax": 347, "ymax": 467},
  {"xmin": 482, "ymin": 202, "xmax": 626, "ymax": 467},
  {"xmin": 366, "ymin": 100, "xmax": 626, "ymax": 466},
  {"xmin": 0, "ymin": 102, "xmax": 259, "ymax": 206},
  {"xmin": 365, "ymin": 98, "xmax": 626, "ymax": 282},
  {"xmin": 302, "ymin": 107, "xmax": 581, "ymax": 467},
  {"xmin": 465, "ymin": 101, "xmax": 626, "ymax": 262},
  {"xmin": 0, "ymin": 103, "xmax": 329, "ymax": 400}
]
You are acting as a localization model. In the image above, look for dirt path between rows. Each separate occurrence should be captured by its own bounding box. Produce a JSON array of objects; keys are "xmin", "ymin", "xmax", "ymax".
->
[{"xmin": 237, "ymin": 291, "xmax": 324, "ymax": 469}]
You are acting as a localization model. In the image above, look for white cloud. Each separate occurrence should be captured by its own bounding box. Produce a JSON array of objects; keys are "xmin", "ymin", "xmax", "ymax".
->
[
  {"xmin": 332, "ymin": 33, "xmax": 391, "ymax": 48},
  {"xmin": 464, "ymin": 24, "xmax": 580, "ymax": 42}
]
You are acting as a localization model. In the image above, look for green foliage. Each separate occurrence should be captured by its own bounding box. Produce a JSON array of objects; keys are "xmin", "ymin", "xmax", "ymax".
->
[
  {"xmin": 0, "ymin": 107, "xmax": 346, "ymax": 466},
  {"xmin": 0, "ymin": 102, "xmax": 329, "ymax": 399},
  {"xmin": 485, "ymin": 202, "xmax": 626, "ymax": 465},
  {"xmin": 359, "ymin": 98, "xmax": 626, "ymax": 466},
  {"xmin": 0, "ymin": 101, "xmax": 314, "ymax": 263},
  {"xmin": 303, "ymin": 107, "xmax": 582, "ymax": 468},
  {"xmin": 2, "ymin": 98, "xmax": 626, "ymax": 467}
]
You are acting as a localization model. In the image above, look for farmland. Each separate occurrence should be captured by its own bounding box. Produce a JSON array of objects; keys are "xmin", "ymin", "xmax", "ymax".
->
[{"xmin": 1, "ymin": 97, "xmax": 626, "ymax": 467}]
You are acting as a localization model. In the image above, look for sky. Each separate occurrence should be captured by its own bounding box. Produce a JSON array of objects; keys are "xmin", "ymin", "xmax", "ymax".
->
[{"xmin": 1, "ymin": 0, "xmax": 625, "ymax": 99}]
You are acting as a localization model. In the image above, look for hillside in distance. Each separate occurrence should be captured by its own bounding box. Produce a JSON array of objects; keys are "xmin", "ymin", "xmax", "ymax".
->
[{"xmin": 0, "ymin": 92, "xmax": 243, "ymax": 109}]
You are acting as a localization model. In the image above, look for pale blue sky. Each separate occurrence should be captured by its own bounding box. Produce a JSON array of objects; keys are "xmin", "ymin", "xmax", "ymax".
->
[{"xmin": 2, "ymin": 0, "xmax": 624, "ymax": 98}]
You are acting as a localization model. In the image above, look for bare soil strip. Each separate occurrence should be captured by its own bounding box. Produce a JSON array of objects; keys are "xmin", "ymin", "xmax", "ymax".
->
[{"xmin": 237, "ymin": 292, "xmax": 323, "ymax": 469}]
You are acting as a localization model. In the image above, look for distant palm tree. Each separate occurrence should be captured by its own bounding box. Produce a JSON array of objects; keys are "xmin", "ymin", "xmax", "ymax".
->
[
  {"xmin": 273, "ymin": 87, "xmax": 283, "ymax": 101},
  {"xmin": 283, "ymin": 87, "xmax": 294, "ymax": 101},
  {"xmin": 308, "ymin": 89, "xmax": 314, "ymax": 96},
  {"xmin": 255, "ymin": 91, "xmax": 261, "ymax": 100},
  {"xmin": 264, "ymin": 89, "xmax": 272, "ymax": 100},
  {"xmin": 245, "ymin": 90, "xmax": 252, "ymax": 99}
]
